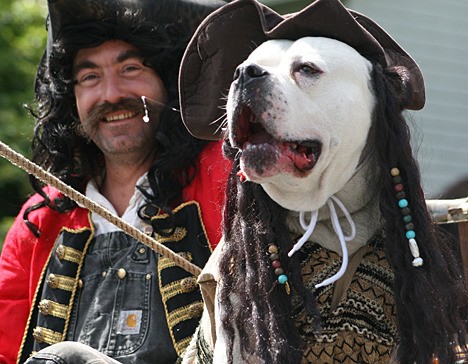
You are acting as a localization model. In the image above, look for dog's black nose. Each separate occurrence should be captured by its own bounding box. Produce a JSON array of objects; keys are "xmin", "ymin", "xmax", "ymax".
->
[{"xmin": 233, "ymin": 64, "xmax": 268, "ymax": 82}]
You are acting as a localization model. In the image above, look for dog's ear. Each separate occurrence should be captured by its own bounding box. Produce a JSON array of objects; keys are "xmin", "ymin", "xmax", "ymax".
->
[{"xmin": 383, "ymin": 50, "xmax": 425, "ymax": 110}]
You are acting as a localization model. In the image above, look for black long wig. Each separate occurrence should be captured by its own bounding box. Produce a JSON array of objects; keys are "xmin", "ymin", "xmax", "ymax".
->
[
  {"xmin": 26, "ymin": 10, "xmax": 207, "ymax": 235},
  {"xmin": 218, "ymin": 64, "xmax": 468, "ymax": 363}
]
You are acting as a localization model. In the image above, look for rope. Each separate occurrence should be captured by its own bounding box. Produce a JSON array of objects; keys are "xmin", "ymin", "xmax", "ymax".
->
[{"xmin": 0, "ymin": 140, "xmax": 202, "ymax": 276}]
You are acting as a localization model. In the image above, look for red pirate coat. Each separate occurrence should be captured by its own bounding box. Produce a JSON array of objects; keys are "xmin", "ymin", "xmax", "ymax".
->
[{"xmin": 0, "ymin": 141, "xmax": 229, "ymax": 364}]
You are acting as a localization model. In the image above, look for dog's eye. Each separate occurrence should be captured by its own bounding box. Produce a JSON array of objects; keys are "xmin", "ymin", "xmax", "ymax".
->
[{"xmin": 297, "ymin": 64, "xmax": 320, "ymax": 76}]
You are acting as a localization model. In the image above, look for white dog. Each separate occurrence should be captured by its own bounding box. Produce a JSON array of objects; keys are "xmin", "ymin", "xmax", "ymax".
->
[
  {"xmin": 185, "ymin": 36, "xmax": 394, "ymax": 364},
  {"xmin": 225, "ymin": 37, "xmax": 380, "ymax": 258},
  {"xmin": 227, "ymin": 37, "xmax": 374, "ymax": 213},
  {"xmin": 179, "ymin": 1, "xmax": 468, "ymax": 363}
]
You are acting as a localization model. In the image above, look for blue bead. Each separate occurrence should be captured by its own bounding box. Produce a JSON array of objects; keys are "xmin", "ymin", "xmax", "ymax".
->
[
  {"xmin": 278, "ymin": 274, "xmax": 288, "ymax": 284},
  {"xmin": 406, "ymin": 230, "xmax": 416, "ymax": 239},
  {"xmin": 398, "ymin": 199, "xmax": 408, "ymax": 208},
  {"xmin": 403, "ymin": 215, "xmax": 412, "ymax": 223}
]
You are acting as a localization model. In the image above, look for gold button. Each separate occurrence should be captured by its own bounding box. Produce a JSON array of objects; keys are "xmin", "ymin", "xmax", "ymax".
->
[
  {"xmin": 32, "ymin": 327, "xmax": 44, "ymax": 343},
  {"xmin": 46, "ymin": 274, "xmax": 58, "ymax": 289},
  {"xmin": 56, "ymin": 245, "xmax": 65, "ymax": 260},
  {"xmin": 38, "ymin": 300, "xmax": 51, "ymax": 316},
  {"xmin": 188, "ymin": 302, "xmax": 203, "ymax": 317},
  {"xmin": 146, "ymin": 274, "xmax": 151, "ymax": 280},
  {"xmin": 117, "ymin": 268, "xmax": 127, "ymax": 279},
  {"xmin": 178, "ymin": 252, "xmax": 192, "ymax": 262},
  {"xmin": 144, "ymin": 226, "xmax": 152, "ymax": 235},
  {"xmin": 172, "ymin": 227, "xmax": 186, "ymax": 241},
  {"xmin": 180, "ymin": 277, "xmax": 197, "ymax": 293},
  {"xmin": 139, "ymin": 247, "xmax": 146, "ymax": 254},
  {"xmin": 78, "ymin": 279, "xmax": 84, "ymax": 289}
]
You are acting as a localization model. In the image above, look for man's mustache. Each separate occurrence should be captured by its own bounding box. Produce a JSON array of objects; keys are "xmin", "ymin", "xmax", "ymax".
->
[
  {"xmin": 85, "ymin": 98, "xmax": 146, "ymax": 125},
  {"xmin": 78, "ymin": 98, "xmax": 164, "ymax": 139}
]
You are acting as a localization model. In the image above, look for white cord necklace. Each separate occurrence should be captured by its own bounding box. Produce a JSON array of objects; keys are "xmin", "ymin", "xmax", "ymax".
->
[{"xmin": 288, "ymin": 195, "xmax": 356, "ymax": 289}]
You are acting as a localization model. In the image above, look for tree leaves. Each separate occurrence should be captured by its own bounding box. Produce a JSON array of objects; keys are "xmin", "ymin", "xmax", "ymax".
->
[{"xmin": 0, "ymin": 0, "xmax": 46, "ymax": 247}]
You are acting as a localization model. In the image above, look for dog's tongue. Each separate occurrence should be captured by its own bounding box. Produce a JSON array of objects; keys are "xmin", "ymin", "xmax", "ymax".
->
[
  {"xmin": 281, "ymin": 143, "xmax": 317, "ymax": 171},
  {"xmin": 237, "ymin": 110, "xmax": 318, "ymax": 172},
  {"xmin": 291, "ymin": 151, "xmax": 316, "ymax": 170},
  {"xmin": 241, "ymin": 139, "xmax": 317, "ymax": 173}
]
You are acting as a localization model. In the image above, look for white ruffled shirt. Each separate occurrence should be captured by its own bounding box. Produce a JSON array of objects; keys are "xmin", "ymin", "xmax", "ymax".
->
[{"xmin": 85, "ymin": 174, "xmax": 150, "ymax": 236}]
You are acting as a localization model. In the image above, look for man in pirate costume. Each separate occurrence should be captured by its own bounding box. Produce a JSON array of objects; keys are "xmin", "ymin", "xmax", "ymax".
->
[{"xmin": 0, "ymin": 0, "xmax": 230, "ymax": 363}]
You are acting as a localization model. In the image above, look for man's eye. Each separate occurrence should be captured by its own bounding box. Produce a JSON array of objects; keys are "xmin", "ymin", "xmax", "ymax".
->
[
  {"xmin": 83, "ymin": 74, "xmax": 98, "ymax": 81},
  {"xmin": 123, "ymin": 64, "xmax": 142, "ymax": 73},
  {"xmin": 75, "ymin": 73, "xmax": 99, "ymax": 85}
]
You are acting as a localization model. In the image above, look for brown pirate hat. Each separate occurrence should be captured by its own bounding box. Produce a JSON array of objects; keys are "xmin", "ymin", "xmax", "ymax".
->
[{"xmin": 179, "ymin": 0, "xmax": 425, "ymax": 140}]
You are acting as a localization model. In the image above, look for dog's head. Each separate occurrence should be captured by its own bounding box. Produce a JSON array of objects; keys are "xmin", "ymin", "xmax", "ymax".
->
[{"xmin": 228, "ymin": 37, "xmax": 374, "ymax": 211}]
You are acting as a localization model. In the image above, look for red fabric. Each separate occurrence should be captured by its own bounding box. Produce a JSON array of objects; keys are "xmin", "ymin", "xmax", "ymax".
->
[
  {"xmin": 184, "ymin": 140, "xmax": 231, "ymax": 249},
  {"xmin": 0, "ymin": 188, "xmax": 90, "ymax": 364},
  {"xmin": 0, "ymin": 141, "xmax": 230, "ymax": 364}
]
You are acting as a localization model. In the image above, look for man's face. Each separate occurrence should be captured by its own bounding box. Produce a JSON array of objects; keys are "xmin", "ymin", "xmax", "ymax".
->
[{"xmin": 73, "ymin": 40, "xmax": 168, "ymax": 162}]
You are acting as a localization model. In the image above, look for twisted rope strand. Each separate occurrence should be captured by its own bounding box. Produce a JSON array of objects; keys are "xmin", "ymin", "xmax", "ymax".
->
[{"xmin": 0, "ymin": 140, "xmax": 202, "ymax": 276}]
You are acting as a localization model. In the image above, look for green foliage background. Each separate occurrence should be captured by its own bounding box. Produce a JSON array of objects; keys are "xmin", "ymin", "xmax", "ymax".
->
[{"xmin": 0, "ymin": 0, "xmax": 47, "ymax": 250}]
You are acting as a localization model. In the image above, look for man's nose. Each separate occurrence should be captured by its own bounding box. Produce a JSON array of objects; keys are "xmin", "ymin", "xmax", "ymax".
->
[{"xmin": 100, "ymin": 73, "xmax": 127, "ymax": 104}]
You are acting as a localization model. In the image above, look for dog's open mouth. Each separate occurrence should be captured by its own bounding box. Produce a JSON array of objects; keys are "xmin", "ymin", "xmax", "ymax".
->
[{"xmin": 232, "ymin": 106, "xmax": 322, "ymax": 173}]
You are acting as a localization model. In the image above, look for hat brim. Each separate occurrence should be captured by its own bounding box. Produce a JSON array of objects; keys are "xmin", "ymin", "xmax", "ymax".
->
[{"xmin": 179, "ymin": 0, "xmax": 425, "ymax": 140}]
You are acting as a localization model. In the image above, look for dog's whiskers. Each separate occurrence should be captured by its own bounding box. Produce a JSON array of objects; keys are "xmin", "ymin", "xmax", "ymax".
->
[
  {"xmin": 210, "ymin": 113, "xmax": 229, "ymax": 138},
  {"xmin": 209, "ymin": 113, "xmax": 227, "ymax": 127},
  {"xmin": 220, "ymin": 91, "xmax": 229, "ymax": 104},
  {"xmin": 249, "ymin": 40, "xmax": 260, "ymax": 51}
]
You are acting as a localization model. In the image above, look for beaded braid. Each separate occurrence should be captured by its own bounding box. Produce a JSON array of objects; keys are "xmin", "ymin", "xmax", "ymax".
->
[
  {"xmin": 390, "ymin": 167, "xmax": 424, "ymax": 267},
  {"xmin": 369, "ymin": 64, "xmax": 468, "ymax": 363},
  {"xmin": 267, "ymin": 244, "xmax": 291, "ymax": 294}
]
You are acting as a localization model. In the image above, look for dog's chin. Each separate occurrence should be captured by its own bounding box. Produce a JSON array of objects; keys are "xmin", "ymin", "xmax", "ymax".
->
[{"xmin": 231, "ymin": 105, "xmax": 322, "ymax": 181}]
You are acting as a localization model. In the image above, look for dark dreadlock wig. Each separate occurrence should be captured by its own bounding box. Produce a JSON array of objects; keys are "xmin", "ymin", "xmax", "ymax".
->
[
  {"xmin": 368, "ymin": 64, "xmax": 468, "ymax": 363},
  {"xmin": 218, "ymin": 143, "xmax": 316, "ymax": 364},
  {"xmin": 178, "ymin": 0, "xmax": 468, "ymax": 363},
  {"xmin": 26, "ymin": 0, "xmax": 228, "ymax": 236}
]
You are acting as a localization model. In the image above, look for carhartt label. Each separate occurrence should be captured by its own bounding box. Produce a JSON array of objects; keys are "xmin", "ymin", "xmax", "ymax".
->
[{"xmin": 117, "ymin": 310, "xmax": 142, "ymax": 335}]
